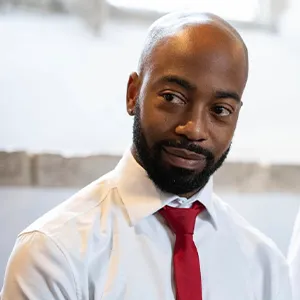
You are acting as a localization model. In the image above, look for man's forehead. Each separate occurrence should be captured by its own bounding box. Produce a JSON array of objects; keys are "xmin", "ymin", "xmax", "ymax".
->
[
  {"xmin": 140, "ymin": 26, "xmax": 248, "ymax": 95},
  {"xmin": 138, "ymin": 12, "xmax": 248, "ymax": 76},
  {"xmin": 147, "ymin": 12, "xmax": 241, "ymax": 43},
  {"xmin": 148, "ymin": 27, "xmax": 245, "ymax": 72}
]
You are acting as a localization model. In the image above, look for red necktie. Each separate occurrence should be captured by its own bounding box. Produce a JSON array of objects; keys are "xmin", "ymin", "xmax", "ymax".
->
[{"xmin": 160, "ymin": 201, "xmax": 205, "ymax": 300}]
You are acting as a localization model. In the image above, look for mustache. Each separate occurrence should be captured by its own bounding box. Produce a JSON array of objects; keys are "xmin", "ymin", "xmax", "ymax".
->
[{"xmin": 159, "ymin": 139, "xmax": 214, "ymax": 160}]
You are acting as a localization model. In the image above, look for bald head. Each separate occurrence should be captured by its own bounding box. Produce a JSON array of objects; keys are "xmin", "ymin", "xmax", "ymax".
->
[{"xmin": 138, "ymin": 11, "xmax": 248, "ymax": 77}]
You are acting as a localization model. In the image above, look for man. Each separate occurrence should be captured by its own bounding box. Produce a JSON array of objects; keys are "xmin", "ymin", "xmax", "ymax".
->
[
  {"xmin": 1, "ymin": 11, "xmax": 291, "ymax": 300},
  {"xmin": 288, "ymin": 209, "xmax": 300, "ymax": 299}
]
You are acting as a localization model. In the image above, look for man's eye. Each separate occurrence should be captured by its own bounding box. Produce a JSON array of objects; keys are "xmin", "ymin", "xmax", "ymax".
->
[
  {"xmin": 161, "ymin": 93, "xmax": 185, "ymax": 105},
  {"xmin": 212, "ymin": 106, "xmax": 232, "ymax": 116}
]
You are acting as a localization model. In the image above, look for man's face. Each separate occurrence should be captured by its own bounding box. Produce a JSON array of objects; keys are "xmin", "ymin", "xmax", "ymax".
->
[
  {"xmin": 128, "ymin": 25, "xmax": 248, "ymax": 196},
  {"xmin": 132, "ymin": 100, "xmax": 230, "ymax": 195}
]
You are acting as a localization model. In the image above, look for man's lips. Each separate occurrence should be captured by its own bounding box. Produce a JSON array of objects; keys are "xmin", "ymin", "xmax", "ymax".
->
[
  {"xmin": 162, "ymin": 146, "xmax": 206, "ymax": 160},
  {"xmin": 161, "ymin": 146, "xmax": 207, "ymax": 170}
]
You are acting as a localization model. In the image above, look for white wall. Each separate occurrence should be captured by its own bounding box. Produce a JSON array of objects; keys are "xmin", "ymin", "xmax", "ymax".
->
[{"xmin": 0, "ymin": 10, "xmax": 300, "ymax": 164}]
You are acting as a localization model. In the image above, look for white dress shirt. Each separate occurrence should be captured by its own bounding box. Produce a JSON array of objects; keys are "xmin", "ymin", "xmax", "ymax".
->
[
  {"xmin": 1, "ymin": 150, "xmax": 292, "ymax": 300},
  {"xmin": 288, "ymin": 207, "xmax": 300, "ymax": 299}
]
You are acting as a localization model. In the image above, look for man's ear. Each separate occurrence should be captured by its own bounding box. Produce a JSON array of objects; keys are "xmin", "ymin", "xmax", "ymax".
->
[{"xmin": 126, "ymin": 72, "xmax": 140, "ymax": 116}]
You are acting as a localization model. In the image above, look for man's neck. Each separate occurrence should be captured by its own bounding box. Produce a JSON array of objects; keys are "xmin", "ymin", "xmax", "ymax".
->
[{"xmin": 178, "ymin": 189, "xmax": 201, "ymax": 199}]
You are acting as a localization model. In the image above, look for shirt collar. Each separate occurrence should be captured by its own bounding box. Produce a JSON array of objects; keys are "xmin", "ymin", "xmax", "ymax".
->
[{"xmin": 114, "ymin": 149, "xmax": 218, "ymax": 228}]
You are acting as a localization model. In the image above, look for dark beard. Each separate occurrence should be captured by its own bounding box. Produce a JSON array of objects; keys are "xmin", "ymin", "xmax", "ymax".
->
[{"xmin": 132, "ymin": 104, "xmax": 230, "ymax": 195}]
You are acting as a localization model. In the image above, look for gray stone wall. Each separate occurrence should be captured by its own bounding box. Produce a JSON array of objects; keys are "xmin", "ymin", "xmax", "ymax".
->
[
  {"xmin": 0, "ymin": 152, "xmax": 31, "ymax": 186},
  {"xmin": 1, "ymin": 151, "xmax": 299, "ymax": 192}
]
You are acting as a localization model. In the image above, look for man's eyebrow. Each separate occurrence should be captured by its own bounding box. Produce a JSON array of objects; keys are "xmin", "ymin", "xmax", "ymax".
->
[
  {"xmin": 215, "ymin": 90, "xmax": 241, "ymax": 103},
  {"xmin": 155, "ymin": 75, "xmax": 197, "ymax": 91}
]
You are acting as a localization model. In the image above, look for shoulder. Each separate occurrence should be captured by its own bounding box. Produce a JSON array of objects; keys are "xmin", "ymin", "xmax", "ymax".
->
[
  {"xmin": 212, "ymin": 193, "xmax": 287, "ymax": 271},
  {"xmin": 18, "ymin": 170, "xmax": 122, "ymax": 261},
  {"xmin": 212, "ymin": 193, "xmax": 291, "ymax": 298},
  {"xmin": 21, "ymin": 171, "xmax": 117, "ymax": 237},
  {"xmin": 1, "ymin": 231, "xmax": 79, "ymax": 299},
  {"xmin": 2, "ymin": 171, "xmax": 123, "ymax": 299},
  {"xmin": 213, "ymin": 193, "xmax": 282, "ymax": 254}
]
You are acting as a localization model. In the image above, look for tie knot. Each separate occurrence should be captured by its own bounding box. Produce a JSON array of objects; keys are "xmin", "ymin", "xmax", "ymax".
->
[{"xmin": 160, "ymin": 201, "xmax": 205, "ymax": 235}]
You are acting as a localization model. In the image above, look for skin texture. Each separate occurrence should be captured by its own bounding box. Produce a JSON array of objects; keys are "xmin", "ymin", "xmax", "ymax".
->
[{"xmin": 126, "ymin": 12, "xmax": 249, "ymax": 198}]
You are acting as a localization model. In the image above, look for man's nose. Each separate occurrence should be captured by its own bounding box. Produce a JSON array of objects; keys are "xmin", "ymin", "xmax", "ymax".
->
[{"xmin": 175, "ymin": 110, "xmax": 209, "ymax": 141}]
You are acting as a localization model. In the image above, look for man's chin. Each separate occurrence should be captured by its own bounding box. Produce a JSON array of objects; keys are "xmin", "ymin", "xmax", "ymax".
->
[
  {"xmin": 152, "ymin": 176, "xmax": 209, "ymax": 196},
  {"xmin": 146, "ymin": 165, "xmax": 210, "ymax": 195}
]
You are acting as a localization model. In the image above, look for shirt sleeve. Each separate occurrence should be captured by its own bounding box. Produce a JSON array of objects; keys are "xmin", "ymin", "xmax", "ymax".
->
[
  {"xmin": 288, "ymin": 208, "xmax": 300, "ymax": 300},
  {"xmin": 1, "ymin": 231, "xmax": 79, "ymax": 300}
]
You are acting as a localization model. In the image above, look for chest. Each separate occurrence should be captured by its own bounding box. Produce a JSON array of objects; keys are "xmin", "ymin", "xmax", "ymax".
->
[{"xmin": 84, "ymin": 216, "xmax": 256, "ymax": 300}]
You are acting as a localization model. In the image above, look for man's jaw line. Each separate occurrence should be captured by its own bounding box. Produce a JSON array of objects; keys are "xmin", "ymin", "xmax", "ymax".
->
[{"xmin": 131, "ymin": 143, "xmax": 210, "ymax": 199}]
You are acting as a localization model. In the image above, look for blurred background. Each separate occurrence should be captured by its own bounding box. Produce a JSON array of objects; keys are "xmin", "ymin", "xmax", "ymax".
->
[{"xmin": 0, "ymin": 0, "xmax": 300, "ymax": 286}]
